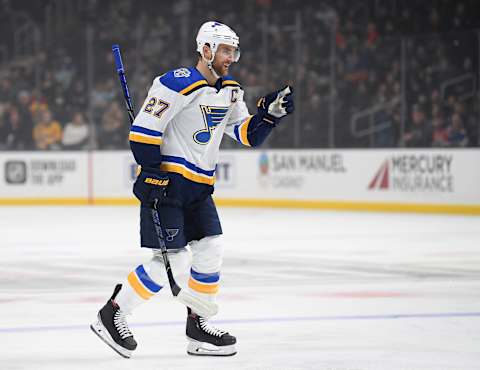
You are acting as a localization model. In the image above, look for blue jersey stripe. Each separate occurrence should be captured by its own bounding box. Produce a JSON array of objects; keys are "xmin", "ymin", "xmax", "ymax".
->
[
  {"xmin": 131, "ymin": 125, "xmax": 163, "ymax": 137},
  {"xmin": 161, "ymin": 155, "xmax": 215, "ymax": 176},
  {"xmin": 190, "ymin": 268, "xmax": 220, "ymax": 283},
  {"xmin": 135, "ymin": 265, "xmax": 162, "ymax": 293}
]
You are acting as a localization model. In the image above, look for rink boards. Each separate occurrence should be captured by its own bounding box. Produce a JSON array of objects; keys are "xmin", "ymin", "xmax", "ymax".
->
[{"xmin": 0, "ymin": 149, "xmax": 479, "ymax": 214}]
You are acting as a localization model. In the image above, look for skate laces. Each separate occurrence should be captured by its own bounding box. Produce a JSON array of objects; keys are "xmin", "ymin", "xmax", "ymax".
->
[
  {"xmin": 113, "ymin": 309, "xmax": 133, "ymax": 339},
  {"xmin": 198, "ymin": 317, "xmax": 226, "ymax": 337}
]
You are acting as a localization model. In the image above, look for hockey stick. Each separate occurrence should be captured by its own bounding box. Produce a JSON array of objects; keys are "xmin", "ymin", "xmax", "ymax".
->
[
  {"xmin": 150, "ymin": 200, "xmax": 218, "ymax": 317},
  {"xmin": 111, "ymin": 44, "xmax": 218, "ymax": 317},
  {"xmin": 112, "ymin": 45, "xmax": 135, "ymax": 124}
]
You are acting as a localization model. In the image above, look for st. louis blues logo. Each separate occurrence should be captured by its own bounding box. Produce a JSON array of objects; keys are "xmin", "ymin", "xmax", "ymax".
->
[
  {"xmin": 193, "ymin": 105, "xmax": 229, "ymax": 145},
  {"xmin": 165, "ymin": 228, "xmax": 179, "ymax": 242}
]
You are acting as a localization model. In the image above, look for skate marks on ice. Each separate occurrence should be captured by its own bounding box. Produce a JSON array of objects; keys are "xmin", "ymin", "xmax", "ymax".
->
[{"xmin": 1, "ymin": 206, "xmax": 480, "ymax": 369}]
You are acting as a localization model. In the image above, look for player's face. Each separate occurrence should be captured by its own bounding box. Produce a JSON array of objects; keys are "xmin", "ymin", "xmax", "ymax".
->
[{"xmin": 213, "ymin": 44, "xmax": 237, "ymax": 76}]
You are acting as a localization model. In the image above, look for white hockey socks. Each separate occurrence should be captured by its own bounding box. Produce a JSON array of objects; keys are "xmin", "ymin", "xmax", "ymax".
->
[
  {"xmin": 115, "ymin": 248, "xmax": 190, "ymax": 314},
  {"xmin": 187, "ymin": 236, "xmax": 224, "ymax": 309}
]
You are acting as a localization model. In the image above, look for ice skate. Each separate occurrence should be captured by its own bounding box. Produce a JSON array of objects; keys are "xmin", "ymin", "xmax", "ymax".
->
[
  {"xmin": 186, "ymin": 308, "xmax": 237, "ymax": 356},
  {"xmin": 90, "ymin": 284, "xmax": 137, "ymax": 358}
]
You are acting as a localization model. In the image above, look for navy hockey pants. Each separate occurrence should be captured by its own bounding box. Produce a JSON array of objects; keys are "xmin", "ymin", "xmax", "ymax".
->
[{"xmin": 139, "ymin": 173, "xmax": 222, "ymax": 249}]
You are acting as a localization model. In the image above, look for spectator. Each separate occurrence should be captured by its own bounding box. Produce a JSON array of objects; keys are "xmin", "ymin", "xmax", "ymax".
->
[
  {"xmin": 33, "ymin": 109, "xmax": 63, "ymax": 150},
  {"xmin": 91, "ymin": 80, "xmax": 116, "ymax": 110},
  {"xmin": 366, "ymin": 21, "xmax": 379, "ymax": 47},
  {"xmin": 301, "ymin": 94, "xmax": 325, "ymax": 147},
  {"xmin": 446, "ymin": 113, "xmax": 468, "ymax": 147},
  {"xmin": 3, "ymin": 105, "xmax": 28, "ymax": 150},
  {"xmin": 403, "ymin": 105, "xmax": 432, "ymax": 147},
  {"xmin": 2, "ymin": 0, "xmax": 480, "ymax": 150},
  {"xmin": 68, "ymin": 81, "xmax": 88, "ymax": 113},
  {"xmin": 431, "ymin": 116, "xmax": 448, "ymax": 147},
  {"xmin": 54, "ymin": 55, "xmax": 76, "ymax": 90},
  {"xmin": 41, "ymin": 70, "xmax": 56, "ymax": 103},
  {"xmin": 62, "ymin": 112, "xmax": 91, "ymax": 150},
  {"xmin": 97, "ymin": 101, "xmax": 128, "ymax": 149},
  {"xmin": 0, "ymin": 104, "xmax": 11, "ymax": 149},
  {"xmin": 373, "ymin": 108, "xmax": 396, "ymax": 147},
  {"xmin": 0, "ymin": 78, "xmax": 14, "ymax": 105},
  {"xmin": 29, "ymin": 89, "xmax": 49, "ymax": 122},
  {"xmin": 50, "ymin": 91, "xmax": 70, "ymax": 124},
  {"xmin": 16, "ymin": 90, "xmax": 35, "ymax": 149}
]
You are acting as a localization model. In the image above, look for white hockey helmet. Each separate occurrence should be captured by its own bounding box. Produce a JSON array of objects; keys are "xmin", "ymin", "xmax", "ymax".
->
[{"xmin": 196, "ymin": 21, "xmax": 240, "ymax": 62}]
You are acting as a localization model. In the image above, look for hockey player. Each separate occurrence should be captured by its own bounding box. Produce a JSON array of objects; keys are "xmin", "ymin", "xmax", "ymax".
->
[{"xmin": 91, "ymin": 21, "xmax": 294, "ymax": 358}]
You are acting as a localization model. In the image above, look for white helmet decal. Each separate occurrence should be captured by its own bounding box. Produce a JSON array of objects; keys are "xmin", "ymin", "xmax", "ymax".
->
[{"xmin": 196, "ymin": 21, "xmax": 241, "ymax": 63}]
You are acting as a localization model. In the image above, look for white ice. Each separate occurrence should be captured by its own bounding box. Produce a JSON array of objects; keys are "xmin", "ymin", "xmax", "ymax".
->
[{"xmin": 1, "ymin": 206, "xmax": 480, "ymax": 370}]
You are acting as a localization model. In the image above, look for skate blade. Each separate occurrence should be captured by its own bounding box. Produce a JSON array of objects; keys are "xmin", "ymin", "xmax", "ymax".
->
[
  {"xmin": 90, "ymin": 315, "xmax": 132, "ymax": 359},
  {"xmin": 187, "ymin": 339, "xmax": 237, "ymax": 357}
]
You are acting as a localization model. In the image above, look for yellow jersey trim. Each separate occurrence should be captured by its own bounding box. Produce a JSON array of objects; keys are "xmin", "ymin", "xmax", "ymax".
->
[
  {"xmin": 240, "ymin": 116, "xmax": 253, "ymax": 146},
  {"xmin": 160, "ymin": 163, "xmax": 215, "ymax": 185},
  {"xmin": 222, "ymin": 80, "xmax": 240, "ymax": 87},
  {"xmin": 179, "ymin": 80, "xmax": 209, "ymax": 95},
  {"xmin": 129, "ymin": 133, "xmax": 162, "ymax": 145}
]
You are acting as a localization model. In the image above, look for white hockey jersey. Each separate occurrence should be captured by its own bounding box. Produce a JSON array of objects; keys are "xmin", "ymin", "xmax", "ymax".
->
[{"xmin": 129, "ymin": 67, "xmax": 252, "ymax": 185}]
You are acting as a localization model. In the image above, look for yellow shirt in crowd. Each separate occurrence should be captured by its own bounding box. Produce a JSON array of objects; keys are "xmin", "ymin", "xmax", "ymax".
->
[{"xmin": 33, "ymin": 121, "xmax": 63, "ymax": 149}]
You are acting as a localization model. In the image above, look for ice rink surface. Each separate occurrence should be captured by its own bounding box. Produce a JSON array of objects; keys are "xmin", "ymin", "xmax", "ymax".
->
[{"xmin": 1, "ymin": 205, "xmax": 480, "ymax": 370}]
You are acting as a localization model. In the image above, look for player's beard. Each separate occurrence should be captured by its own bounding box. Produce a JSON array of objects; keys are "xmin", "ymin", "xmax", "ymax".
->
[{"xmin": 212, "ymin": 59, "xmax": 229, "ymax": 77}]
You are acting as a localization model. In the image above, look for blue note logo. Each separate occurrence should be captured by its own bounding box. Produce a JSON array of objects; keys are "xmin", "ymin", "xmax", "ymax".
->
[
  {"xmin": 193, "ymin": 105, "xmax": 229, "ymax": 145},
  {"xmin": 165, "ymin": 228, "xmax": 179, "ymax": 242}
]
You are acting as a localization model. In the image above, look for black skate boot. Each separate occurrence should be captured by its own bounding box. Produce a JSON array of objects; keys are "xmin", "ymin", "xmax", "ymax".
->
[
  {"xmin": 90, "ymin": 284, "xmax": 137, "ymax": 358},
  {"xmin": 186, "ymin": 307, "xmax": 237, "ymax": 356}
]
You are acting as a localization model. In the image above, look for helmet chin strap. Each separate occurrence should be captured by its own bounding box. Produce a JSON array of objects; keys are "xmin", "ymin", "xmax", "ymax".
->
[{"xmin": 202, "ymin": 52, "xmax": 220, "ymax": 80}]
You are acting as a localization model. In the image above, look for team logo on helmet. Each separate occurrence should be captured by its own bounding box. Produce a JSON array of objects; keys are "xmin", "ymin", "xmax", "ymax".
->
[{"xmin": 196, "ymin": 21, "xmax": 240, "ymax": 62}]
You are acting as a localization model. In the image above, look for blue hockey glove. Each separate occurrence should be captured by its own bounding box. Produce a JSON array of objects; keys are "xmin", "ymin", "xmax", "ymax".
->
[
  {"xmin": 133, "ymin": 167, "xmax": 170, "ymax": 206},
  {"xmin": 256, "ymin": 85, "xmax": 295, "ymax": 125}
]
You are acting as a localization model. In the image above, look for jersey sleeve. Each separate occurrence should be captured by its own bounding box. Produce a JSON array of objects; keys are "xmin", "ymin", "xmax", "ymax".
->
[
  {"xmin": 129, "ymin": 77, "xmax": 186, "ymax": 167},
  {"xmin": 224, "ymin": 89, "xmax": 253, "ymax": 146},
  {"xmin": 224, "ymin": 89, "xmax": 274, "ymax": 147}
]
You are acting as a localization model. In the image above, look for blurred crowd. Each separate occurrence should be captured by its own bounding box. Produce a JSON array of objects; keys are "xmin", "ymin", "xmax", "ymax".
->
[{"xmin": 0, "ymin": 0, "xmax": 479, "ymax": 150}]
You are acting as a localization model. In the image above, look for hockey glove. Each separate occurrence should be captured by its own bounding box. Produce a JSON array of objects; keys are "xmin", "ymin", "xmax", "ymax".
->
[
  {"xmin": 133, "ymin": 167, "xmax": 170, "ymax": 206},
  {"xmin": 257, "ymin": 85, "xmax": 295, "ymax": 125}
]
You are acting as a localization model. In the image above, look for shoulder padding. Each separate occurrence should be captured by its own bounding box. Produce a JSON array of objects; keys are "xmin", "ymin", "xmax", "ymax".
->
[
  {"xmin": 222, "ymin": 75, "xmax": 242, "ymax": 89},
  {"xmin": 159, "ymin": 67, "xmax": 208, "ymax": 96}
]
